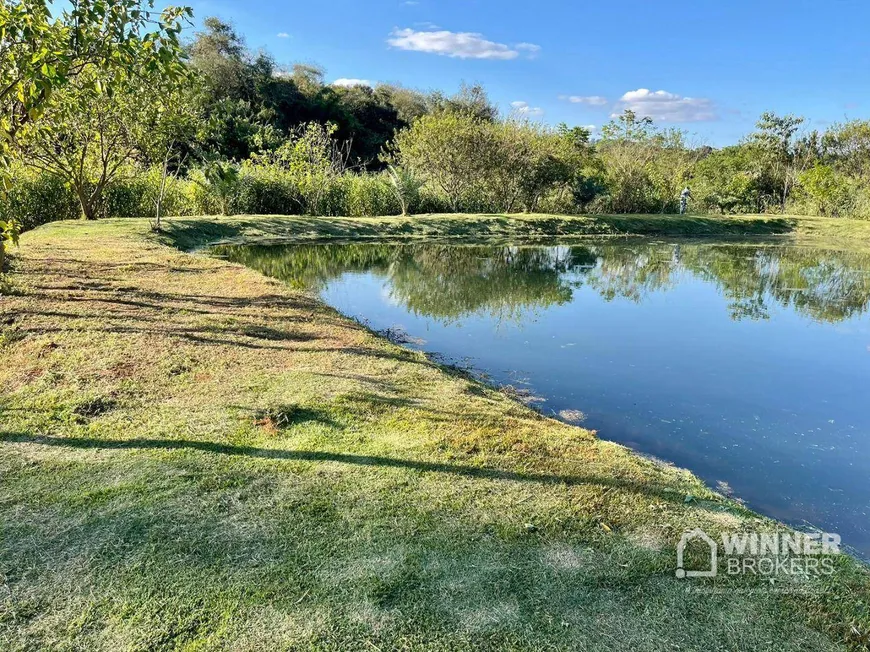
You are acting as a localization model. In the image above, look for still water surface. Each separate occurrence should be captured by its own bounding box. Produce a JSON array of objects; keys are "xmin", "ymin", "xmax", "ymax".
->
[{"xmin": 218, "ymin": 240, "xmax": 870, "ymax": 557}]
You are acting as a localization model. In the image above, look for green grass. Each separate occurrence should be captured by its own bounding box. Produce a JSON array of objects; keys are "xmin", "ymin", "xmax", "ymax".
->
[
  {"xmin": 158, "ymin": 212, "xmax": 801, "ymax": 250},
  {"xmin": 154, "ymin": 212, "xmax": 870, "ymax": 253},
  {"xmin": 1, "ymin": 214, "xmax": 869, "ymax": 650}
]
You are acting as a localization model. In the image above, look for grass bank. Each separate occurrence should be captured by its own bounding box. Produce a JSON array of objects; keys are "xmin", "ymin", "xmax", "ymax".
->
[
  {"xmin": 155, "ymin": 212, "xmax": 870, "ymax": 253},
  {"xmin": 159, "ymin": 212, "xmax": 798, "ymax": 250},
  {"xmin": 1, "ymin": 215, "xmax": 869, "ymax": 650}
]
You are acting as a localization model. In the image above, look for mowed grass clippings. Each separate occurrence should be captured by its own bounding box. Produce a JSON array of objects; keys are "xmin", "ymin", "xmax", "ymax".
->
[{"xmin": 0, "ymin": 215, "xmax": 868, "ymax": 651}]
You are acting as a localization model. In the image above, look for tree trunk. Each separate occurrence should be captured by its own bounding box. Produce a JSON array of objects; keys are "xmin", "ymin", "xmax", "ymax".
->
[
  {"xmin": 155, "ymin": 165, "xmax": 167, "ymax": 230},
  {"xmin": 81, "ymin": 200, "xmax": 97, "ymax": 221},
  {"xmin": 74, "ymin": 184, "xmax": 98, "ymax": 221},
  {"xmin": 155, "ymin": 172, "xmax": 165, "ymax": 230}
]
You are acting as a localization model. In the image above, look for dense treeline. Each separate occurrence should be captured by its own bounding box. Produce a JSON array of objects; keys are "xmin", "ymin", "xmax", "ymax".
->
[{"xmin": 4, "ymin": 9, "xmax": 870, "ymax": 241}]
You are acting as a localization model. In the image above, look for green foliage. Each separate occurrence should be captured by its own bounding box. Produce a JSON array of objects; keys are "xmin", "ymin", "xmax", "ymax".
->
[
  {"xmin": 185, "ymin": 18, "xmax": 466, "ymax": 166},
  {"xmin": 594, "ymin": 110, "xmax": 697, "ymax": 214},
  {"xmin": 4, "ymin": 11, "xmax": 870, "ymax": 227},
  {"xmin": 2, "ymin": 0, "xmax": 191, "ymax": 223},
  {"xmin": 0, "ymin": 215, "xmax": 20, "ymax": 262},
  {"xmin": 0, "ymin": 0, "xmax": 191, "ymax": 251},
  {"xmin": 693, "ymin": 146, "xmax": 763, "ymax": 214},
  {"xmin": 103, "ymin": 167, "xmax": 199, "ymax": 218},
  {"xmin": 389, "ymin": 113, "xmax": 584, "ymax": 214},
  {"xmin": 197, "ymin": 160, "xmax": 240, "ymax": 216},
  {"xmin": 748, "ymin": 112, "xmax": 817, "ymax": 211},
  {"xmin": 389, "ymin": 111, "xmax": 494, "ymax": 211},
  {"xmin": 343, "ymin": 173, "xmax": 401, "ymax": 217},
  {"xmin": 822, "ymin": 120, "xmax": 870, "ymax": 178},
  {"xmin": 0, "ymin": 0, "xmax": 191, "ymax": 175},
  {"xmin": 232, "ymin": 164, "xmax": 300, "ymax": 215},
  {"xmin": 386, "ymin": 165, "xmax": 423, "ymax": 216},
  {"xmin": 0, "ymin": 163, "xmax": 79, "ymax": 229},
  {"xmin": 794, "ymin": 164, "xmax": 855, "ymax": 217},
  {"xmin": 487, "ymin": 119, "xmax": 581, "ymax": 213}
]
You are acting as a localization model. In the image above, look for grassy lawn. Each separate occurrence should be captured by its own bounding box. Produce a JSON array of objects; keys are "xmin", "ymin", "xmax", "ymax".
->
[{"xmin": 1, "ymin": 214, "xmax": 869, "ymax": 650}]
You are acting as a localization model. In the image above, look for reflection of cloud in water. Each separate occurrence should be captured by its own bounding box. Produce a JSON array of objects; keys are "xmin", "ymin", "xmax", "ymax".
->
[{"xmin": 380, "ymin": 283, "xmax": 401, "ymax": 307}]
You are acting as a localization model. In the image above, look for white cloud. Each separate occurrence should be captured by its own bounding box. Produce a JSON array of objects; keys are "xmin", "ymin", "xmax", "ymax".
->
[
  {"xmin": 582, "ymin": 124, "xmax": 596, "ymax": 131},
  {"xmin": 561, "ymin": 95, "xmax": 607, "ymax": 106},
  {"xmin": 515, "ymin": 42, "xmax": 541, "ymax": 58},
  {"xmin": 613, "ymin": 88, "xmax": 717, "ymax": 122},
  {"xmin": 387, "ymin": 28, "xmax": 539, "ymax": 60},
  {"xmin": 276, "ymin": 32, "xmax": 290, "ymax": 38},
  {"xmin": 332, "ymin": 78, "xmax": 373, "ymax": 88},
  {"xmin": 511, "ymin": 101, "xmax": 544, "ymax": 117}
]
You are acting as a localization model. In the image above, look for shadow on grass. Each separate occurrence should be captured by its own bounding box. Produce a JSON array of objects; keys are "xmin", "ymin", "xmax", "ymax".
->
[
  {"xmin": 159, "ymin": 214, "xmax": 799, "ymax": 252},
  {"xmin": 0, "ymin": 431, "xmax": 726, "ymax": 509},
  {"xmin": 594, "ymin": 214, "xmax": 796, "ymax": 237}
]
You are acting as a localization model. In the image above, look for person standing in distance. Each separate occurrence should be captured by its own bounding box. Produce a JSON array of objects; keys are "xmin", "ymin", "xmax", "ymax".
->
[{"xmin": 679, "ymin": 186, "xmax": 693, "ymax": 215}]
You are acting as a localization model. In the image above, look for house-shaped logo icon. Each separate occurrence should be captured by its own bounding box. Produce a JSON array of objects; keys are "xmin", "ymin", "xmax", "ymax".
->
[{"xmin": 676, "ymin": 528, "xmax": 717, "ymax": 578}]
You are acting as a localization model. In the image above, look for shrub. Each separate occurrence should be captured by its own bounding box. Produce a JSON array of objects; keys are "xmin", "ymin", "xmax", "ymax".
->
[
  {"xmin": 102, "ymin": 168, "xmax": 199, "ymax": 219},
  {"xmin": 793, "ymin": 164, "xmax": 856, "ymax": 218},
  {"xmin": 231, "ymin": 162, "xmax": 401, "ymax": 218},
  {"xmin": 0, "ymin": 165, "xmax": 79, "ymax": 231},
  {"xmin": 235, "ymin": 164, "xmax": 302, "ymax": 215},
  {"xmin": 344, "ymin": 174, "xmax": 400, "ymax": 217}
]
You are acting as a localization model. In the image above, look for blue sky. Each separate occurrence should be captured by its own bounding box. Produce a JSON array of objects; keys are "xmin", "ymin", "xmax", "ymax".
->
[{"xmin": 186, "ymin": 0, "xmax": 869, "ymax": 145}]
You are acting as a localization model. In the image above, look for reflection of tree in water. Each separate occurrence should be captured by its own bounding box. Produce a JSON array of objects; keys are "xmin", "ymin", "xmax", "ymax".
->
[
  {"xmin": 217, "ymin": 243, "xmax": 585, "ymax": 323},
  {"xmin": 567, "ymin": 243, "xmax": 870, "ymax": 323},
  {"xmin": 216, "ymin": 241, "xmax": 870, "ymax": 324},
  {"xmin": 680, "ymin": 245, "xmax": 870, "ymax": 322},
  {"xmin": 214, "ymin": 243, "xmax": 396, "ymax": 290},
  {"xmin": 388, "ymin": 246, "xmax": 577, "ymax": 323},
  {"xmin": 575, "ymin": 244, "xmax": 679, "ymax": 302}
]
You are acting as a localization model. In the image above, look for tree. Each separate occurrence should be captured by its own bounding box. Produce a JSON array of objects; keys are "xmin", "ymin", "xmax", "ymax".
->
[
  {"xmin": 428, "ymin": 83, "xmax": 498, "ymax": 121},
  {"xmin": 23, "ymin": 69, "xmax": 163, "ymax": 220},
  {"xmin": 375, "ymin": 84, "xmax": 432, "ymax": 124},
  {"xmin": 187, "ymin": 17, "xmax": 288, "ymax": 161},
  {"xmin": 749, "ymin": 112, "xmax": 815, "ymax": 211},
  {"xmin": 596, "ymin": 110, "xmax": 704, "ymax": 214},
  {"xmin": 188, "ymin": 17, "xmax": 255, "ymax": 102},
  {"xmin": 386, "ymin": 165, "xmax": 423, "ymax": 217},
  {"xmin": 251, "ymin": 122, "xmax": 353, "ymax": 215},
  {"xmin": 138, "ymin": 85, "xmax": 201, "ymax": 230},
  {"xmin": 488, "ymin": 120, "xmax": 582, "ymax": 213},
  {"xmin": 596, "ymin": 110, "xmax": 660, "ymax": 213},
  {"xmin": 601, "ymin": 109, "xmax": 658, "ymax": 142},
  {"xmin": 693, "ymin": 145, "xmax": 764, "ymax": 213},
  {"xmin": 186, "ymin": 18, "xmax": 418, "ymax": 167},
  {"xmin": 1, "ymin": 0, "xmax": 190, "ymax": 164},
  {"xmin": 0, "ymin": 216, "xmax": 19, "ymax": 269},
  {"xmin": 796, "ymin": 163, "xmax": 852, "ymax": 217},
  {"xmin": 388, "ymin": 111, "xmax": 496, "ymax": 211},
  {"xmin": 196, "ymin": 160, "xmax": 239, "ymax": 216},
  {"xmin": 646, "ymin": 129, "xmax": 702, "ymax": 214},
  {"xmin": 0, "ymin": 0, "xmax": 190, "ymax": 232},
  {"xmin": 822, "ymin": 120, "xmax": 870, "ymax": 179}
]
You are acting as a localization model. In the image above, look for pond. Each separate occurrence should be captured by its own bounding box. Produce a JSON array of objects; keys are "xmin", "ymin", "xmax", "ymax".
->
[{"xmin": 216, "ymin": 239, "xmax": 870, "ymax": 558}]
